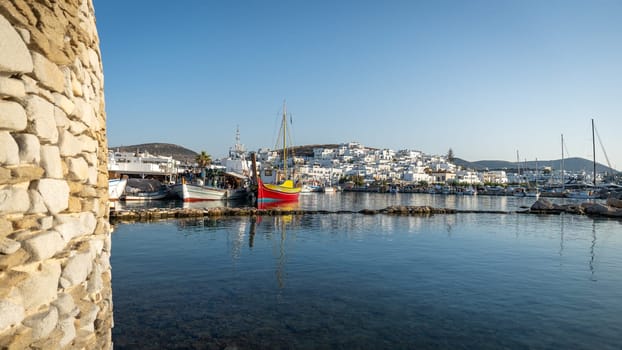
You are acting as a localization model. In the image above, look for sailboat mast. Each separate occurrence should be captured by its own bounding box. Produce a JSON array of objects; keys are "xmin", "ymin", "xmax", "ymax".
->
[
  {"xmin": 516, "ymin": 150, "xmax": 520, "ymax": 185},
  {"xmin": 592, "ymin": 118, "xmax": 596, "ymax": 186},
  {"xmin": 562, "ymin": 134, "xmax": 566, "ymax": 192},
  {"xmin": 282, "ymin": 101, "xmax": 287, "ymax": 178}
]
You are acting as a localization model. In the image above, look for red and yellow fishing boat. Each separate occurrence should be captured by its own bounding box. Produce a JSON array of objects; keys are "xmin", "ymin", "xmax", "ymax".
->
[
  {"xmin": 255, "ymin": 101, "xmax": 302, "ymax": 204},
  {"xmin": 257, "ymin": 177, "xmax": 300, "ymax": 203}
]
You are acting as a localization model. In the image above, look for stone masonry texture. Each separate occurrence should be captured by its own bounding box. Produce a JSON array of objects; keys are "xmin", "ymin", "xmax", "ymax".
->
[{"xmin": 0, "ymin": 1, "xmax": 112, "ymax": 348}]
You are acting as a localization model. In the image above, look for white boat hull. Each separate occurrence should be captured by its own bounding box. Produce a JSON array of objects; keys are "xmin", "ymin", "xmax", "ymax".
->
[
  {"xmin": 122, "ymin": 191, "xmax": 169, "ymax": 201},
  {"xmin": 171, "ymin": 183, "xmax": 226, "ymax": 202},
  {"xmin": 108, "ymin": 178, "xmax": 128, "ymax": 201}
]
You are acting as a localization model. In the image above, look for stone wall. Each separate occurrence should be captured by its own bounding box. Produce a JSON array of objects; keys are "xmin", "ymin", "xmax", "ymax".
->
[{"xmin": 0, "ymin": 0, "xmax": 111, "ymax": 348}]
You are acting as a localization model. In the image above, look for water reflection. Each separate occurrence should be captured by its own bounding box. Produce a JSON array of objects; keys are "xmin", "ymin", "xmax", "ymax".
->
[
  {"xmin": 112, "ymin": 212, "xmax": 622, "ymax": 349},
  {"xmin": 111, "ymin": 191, "xmax": 607, "ymax": 214}
]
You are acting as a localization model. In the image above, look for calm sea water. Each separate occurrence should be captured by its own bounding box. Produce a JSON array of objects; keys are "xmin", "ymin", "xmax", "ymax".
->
[{"xmin": 111, "ymin": 193, "xmax": 622, "ymax": 349}]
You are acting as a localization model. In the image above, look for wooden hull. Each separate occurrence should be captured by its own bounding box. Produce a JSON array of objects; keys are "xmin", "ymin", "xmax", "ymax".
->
[
  {"xmin": 171, "ymin": 183, "xmax": 226, "ymax": 202},
  {"xmin": 257, "ymin": 177, "xmax": 301, "ymax": 203}
]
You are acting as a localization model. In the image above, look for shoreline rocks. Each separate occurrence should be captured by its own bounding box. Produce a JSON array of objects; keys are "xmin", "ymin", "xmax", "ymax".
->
[
  {"xmin": 530, "ymin": 198, "xmax": 622, "ymax": 218},
  {"xmin": 109, "ymin": 205, "xmax": 514, "ymax": 224},
  {"xmin": 109, "ymin": 199, "xmax": 622, "ymax": 224}
]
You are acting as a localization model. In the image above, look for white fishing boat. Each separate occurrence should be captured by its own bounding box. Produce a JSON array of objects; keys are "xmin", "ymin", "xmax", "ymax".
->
[
  {"xmin": 122, "ymin": 187, "xmax": 169, "ymax": 201},
  {"xmin": 322, "ymin": 186, "xmax": 336, "ymax": 193},
  {"xmin": 170, "ymin": 179, "xmax": 227, "ymax": 202},
  {"xmin": 108, "ymin": 178, "xmax": 128, "ymax": 201},
  {"xmin": 565, "ymin": 190, "xmax": 599, "ymax": 199}
]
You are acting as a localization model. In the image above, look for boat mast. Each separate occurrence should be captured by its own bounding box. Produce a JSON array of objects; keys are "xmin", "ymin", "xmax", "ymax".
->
[
  {"xmin": 592, "ymin": 118, "xmax": 596, "ymax": 186},
  {"xmin": 516, "ymin": 150, "xmax": 520, "ymax": 185},
  {"xmin": 282, "ymin": 101, "xmax": 287, "ymax": 178},
  {"xmin": 562, "ymin": 134, "xmax": 566, "ymax": 192}
]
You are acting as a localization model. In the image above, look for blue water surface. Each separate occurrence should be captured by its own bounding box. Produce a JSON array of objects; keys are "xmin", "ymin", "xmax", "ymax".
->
[{"xmin": 111, "ymin": 203, "xmax": 622, "ymax": 349}]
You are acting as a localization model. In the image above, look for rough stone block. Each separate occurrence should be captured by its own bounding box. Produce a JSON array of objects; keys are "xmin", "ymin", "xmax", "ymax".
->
[
  {"xmin": 10, "ymin": 165, "xmax": 44, "ymax": 180},
  {"xmin": 0, "ymin": 76, "xmax": 26, "ymax": 99},
  {"xmin": 55, "ymin": 212, "xmax": 96, "ymax": 242},
  {"xmin": 23, "ymin": 307, "xmax": 58, "ymax": 340},
  {"xmin": 12, "ymin": 216, "xmax": 36, "ymax": 231},
  {"xmin": 87, "ymin": 167, "xmax": 98, "ymax": 185},
  {"xmin": 37, "ymin": 179, "xmax": 69, "ymax": 214},
  {"xmin": 38, "ymin": 216, "xmax": 54, "ymax": 230},
  {"xmin": 68, "ymin": 196, "xmax": 81, "ymax": 212},
  {"xmin": 22, "ymin": 230, "xmax": 65, "ymax": 261},
  {"xmin": 15, "ymin": 27, "xmax": 30, "ymax": 44},
  {"xmin": 57, "ymin": 317, "xmax": 76, "ymax": 347},
  {"xmin": 0, "ymin": 218, "xmax": 12, "ymax": 237},
  {"xmin": 67, "ymin": 157, "xmax": 89, "ymax": 181},
  {"xmin": 28, "ymin": 189, "xmax": 48, "ymax": 214},
  {"xmin": 72, "ymin": 99, "xmax": 98, "ymax": 129},
  {"xmin": 87, "ymin": 48, "xmax": 100, "ymax": 70},
  {"xmin": 0, "ymin": 168, "xmax": 10, "ymax": 184},
  {"xmin": 52, "ymin": 293, "xmax": 77, "ymax": 317},
  {"xmin": 89, "ymin": 237, "xmax": 104, "ymax": 258},
  {"xmin": 0, "ymin": 249, "xmax": 30, "ymax": 270},
  {"xmin": 58, "ymin": 130, "xmax": 81, "ymax": 157},
  {"xmin": 0, "ymin": 186, "xmax": 30, "ymax": 214},
  {"xmin": 60, "ymin": 252, "xmax": 92, "ymax": 288},
  {"xmin": 53, "ymin": 106, "xmax": 70, "ymax": 129},
  {"xmin": 25, "ymin": 95, "xmax": 59, "ymax": 144},
  {"xmin": 0, "ymin": 14, "xmax": 33, "ymax": 73},
  {"xmin": 0, "ymin": 237, "xmax": 21, "ymax": 255},
  {"xmin": 13, "ymin": 133, "xmax": 40, "ymax": 164},
  {"xmin": 69, "ymin": 120, "xmax": 87, "ymax": 135},
  {"xmin": 87, "ymin": 263, "xmax": 103, "ymax": 294},
  {"xmin": 53, "ymin": 93, "xmax": 75, "ymax": 115},
  {"xmin": 0, "ymin": 131, "xmax": 19, "ymax": 166},
  {"xmin": 78, "ymin": 135, "xmax": 97, "ymax": 153},
  {"xmin": 32, "ymin": 52, "xmax": 65, "ymax": 93},
  {"xmin": 40, "ymin": 145, "xmax": 63, "ymax": 179},
  {"xmin": 0, "ymin": 300, "xmax": 25, "ymax": 333},
  {"xmin": 16, "ymin": 260, "xmax": 61, "ymax": 311},
  {"xmin": 78, "ymin": 304, "xmax": 99, "ymax": 333}
]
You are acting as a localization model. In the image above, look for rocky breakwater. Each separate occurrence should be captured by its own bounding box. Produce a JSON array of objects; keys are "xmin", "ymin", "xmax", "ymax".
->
[
  {"xmin": 0, "ymin": 1, "xmax": 111, "ymax": 349},
  {"xmin": 109, "ymin": 205, "xmax": 514, "ymax": 224},
  {"xmin": 530, "ymin": 195, "xmax": 622, "ymax": 218}
]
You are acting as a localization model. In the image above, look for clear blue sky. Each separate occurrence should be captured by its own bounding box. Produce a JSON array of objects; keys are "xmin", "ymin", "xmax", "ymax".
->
[{"xmin": 95, "ymin": 0, "xmax": 622, "ymax": 169}]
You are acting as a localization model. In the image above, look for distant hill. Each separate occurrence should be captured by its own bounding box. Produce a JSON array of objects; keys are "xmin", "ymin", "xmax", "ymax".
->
[
  {"xmin": 455, "ymin": 157, "xmax": 619, "ymax": 174},
  {"xmin": 110, "ymin": 143, "xmax": 198, "ymax": 164}
]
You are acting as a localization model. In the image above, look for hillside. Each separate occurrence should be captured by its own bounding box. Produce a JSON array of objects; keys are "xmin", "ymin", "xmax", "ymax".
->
[
  {"xmin": 455, "ymin": 157, "xmax": 618, "ymax": 174},
  {"xmin": 110, "ymin": 143, "xmax": 198, "ymax": 164}
]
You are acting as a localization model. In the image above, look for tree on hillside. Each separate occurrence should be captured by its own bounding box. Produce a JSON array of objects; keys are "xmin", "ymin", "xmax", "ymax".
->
[
  {"xmin": 447, "ymin": 148, "xmax": 455, "ymax": 163},
  {"xmin": 195, "ymin": 151, "xmax": 212, "ymax": 168}
]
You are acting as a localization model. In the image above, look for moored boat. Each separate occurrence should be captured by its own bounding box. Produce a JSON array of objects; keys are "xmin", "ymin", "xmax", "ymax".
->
[
  {"xmin": 565, "ymin": 190, "xmax": 599, "ymax": 199},
  {"xmin": 171, "ymin": 180, "xmax": 227, "ymax": 202},
  {"xmin": 108, "ymin": 178, "xmax": 128, "ymax": 201},
  {"xmin": 257, "ymin": 177, "xmax": 301, "ymax": 203},
  {"xmin": 122, "ymin": 188, "xmax": 169, "ymax": 201},
  {"xmin": 255, "ymin": 101, "xmax": 302, "ymax": 203}
]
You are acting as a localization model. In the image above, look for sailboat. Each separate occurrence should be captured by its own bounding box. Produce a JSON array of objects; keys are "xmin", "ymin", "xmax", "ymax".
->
[
  {"xmin": 525, "ymin": 158, "xmax": 541, "ymax": 198},
  {"xmin": 564, "ymin": 119, "xmax": 601, "ymax": 199},
  {"xmin": 255, "ymin": 101, "xmax": 302, "ymax": 203}
]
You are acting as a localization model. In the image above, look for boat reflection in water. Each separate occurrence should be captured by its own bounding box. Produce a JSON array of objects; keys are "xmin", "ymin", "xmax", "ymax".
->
[{"xmin": 257, "ymin": 200, "xmax": 301, "ymax": 211}]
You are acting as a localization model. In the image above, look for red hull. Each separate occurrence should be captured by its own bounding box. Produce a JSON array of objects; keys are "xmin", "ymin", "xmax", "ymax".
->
[{"xmin": 257, "ymin": 177, "xmax": 300, "ymax": 203}]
